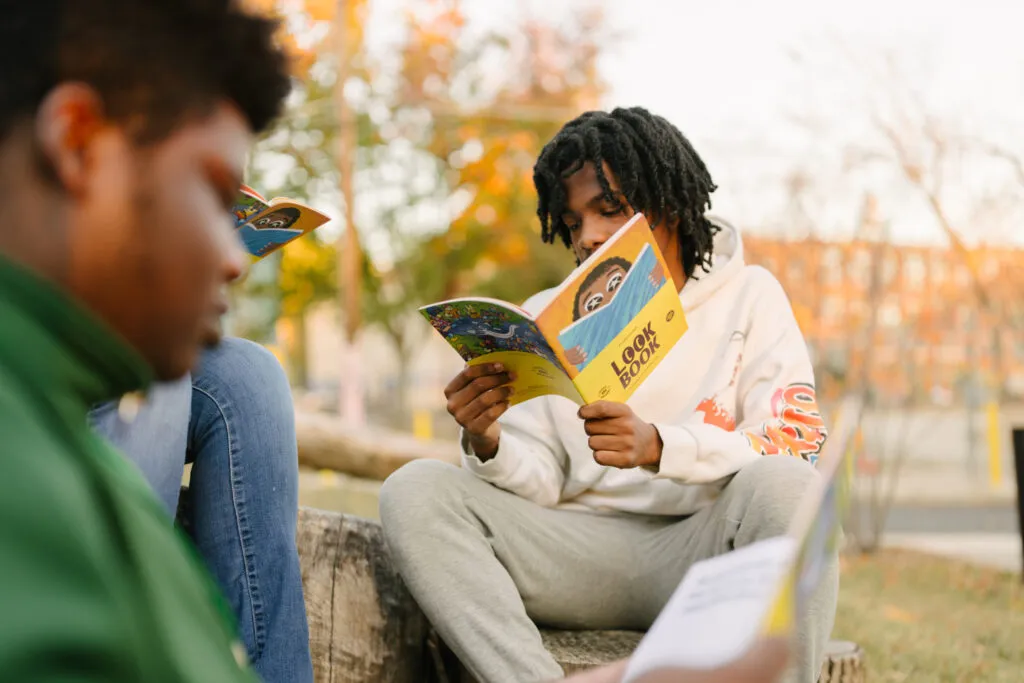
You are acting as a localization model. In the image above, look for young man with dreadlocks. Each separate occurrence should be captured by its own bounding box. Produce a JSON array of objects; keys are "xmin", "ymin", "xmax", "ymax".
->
[{"xmin": 381, "ymin": 107, "xmax": 834, "ymax": 683}]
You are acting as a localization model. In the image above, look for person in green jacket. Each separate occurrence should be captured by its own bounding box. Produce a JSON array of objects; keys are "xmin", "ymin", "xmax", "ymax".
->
[{"xmin": 0, "ymin": 0, "xmax": 291, "ymax": 680}]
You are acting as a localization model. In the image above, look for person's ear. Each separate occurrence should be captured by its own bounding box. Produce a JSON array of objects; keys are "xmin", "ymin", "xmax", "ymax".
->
[{"xmin": 34, "ymin": 83, "xmax": 106, "ymax": 196}]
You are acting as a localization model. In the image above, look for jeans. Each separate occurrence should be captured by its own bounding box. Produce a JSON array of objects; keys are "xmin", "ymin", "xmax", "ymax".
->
[{"xmin": 89, "ymin": 337, "xmax": 313, "ymax": 683}]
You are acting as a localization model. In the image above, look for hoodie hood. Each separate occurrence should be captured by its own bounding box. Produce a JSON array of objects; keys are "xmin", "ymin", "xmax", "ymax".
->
[{"xmin": 679, "ymin": 214, "xmax": 745, "ymax": 312}]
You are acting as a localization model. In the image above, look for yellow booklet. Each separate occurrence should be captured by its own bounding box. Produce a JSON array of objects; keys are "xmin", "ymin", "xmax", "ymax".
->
[
  {"xmin": 621, "ymin": 394, "xmax": 864, "ymax": 680},
  {"xmin": 419, "ymin": 213, "xmax": 687, "ymax": 405},
  {"xmin": 229, "ymin": 184, "xmax": 331, "ymax": 260}
]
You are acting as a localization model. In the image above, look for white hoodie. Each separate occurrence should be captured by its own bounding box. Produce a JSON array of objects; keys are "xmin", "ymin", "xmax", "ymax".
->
[{"xmin": 462, "ymin": 217, "xmax": 829, "ymax": 516}]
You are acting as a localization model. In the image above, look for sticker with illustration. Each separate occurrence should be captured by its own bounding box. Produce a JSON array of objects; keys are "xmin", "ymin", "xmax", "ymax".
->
[{"xmin": 557, "ymin": 243, "xmax": 666, "ymax": 371}]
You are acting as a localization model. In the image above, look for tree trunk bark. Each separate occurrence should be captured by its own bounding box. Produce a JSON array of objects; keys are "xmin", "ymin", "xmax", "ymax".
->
[
  {"xmin": 817, "ymin": 640, "xmax": 866, "ymax": 683},
  {"xmin": 296, "ymin": 508, "xmax": 429, "ymax": 683},
  {"xmin": 289, "ymin": 313, "xmax": 310, "ymax": 389},
  {"xmin": 392, "ymin": 348, "xmax": 411, "ymax": 432}
]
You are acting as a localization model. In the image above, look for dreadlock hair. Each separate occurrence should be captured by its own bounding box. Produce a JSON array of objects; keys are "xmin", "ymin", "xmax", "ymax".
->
[{"xmin": 533, "ymin": 107, "xmax": 719, "ymax": 280}]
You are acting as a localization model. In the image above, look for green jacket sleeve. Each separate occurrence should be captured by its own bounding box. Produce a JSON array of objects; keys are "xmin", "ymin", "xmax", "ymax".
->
[{"xmin": 0, "ymin": 429, "xmax": 141, "ymax": 681}]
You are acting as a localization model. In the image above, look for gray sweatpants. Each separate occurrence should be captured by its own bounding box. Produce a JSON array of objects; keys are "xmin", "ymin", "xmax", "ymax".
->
[{"xmin": 379, "ymin": 456, "xmax": 838, "ymax": 683}]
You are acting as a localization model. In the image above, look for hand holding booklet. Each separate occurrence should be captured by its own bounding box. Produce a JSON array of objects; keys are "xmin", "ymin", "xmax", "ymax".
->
[
  {"xmin": 620, "ymin": 395, "xmax": 864, "ymax": 682},
  {"xmin": 419, "ymin": 213, "xmax": 688, "ymax": 405}
]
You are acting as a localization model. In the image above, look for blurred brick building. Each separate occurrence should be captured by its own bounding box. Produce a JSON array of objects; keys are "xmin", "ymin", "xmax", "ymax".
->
[{"xmin": 745, "ymin": 235, "xmax": 1024, "ymax": 405}]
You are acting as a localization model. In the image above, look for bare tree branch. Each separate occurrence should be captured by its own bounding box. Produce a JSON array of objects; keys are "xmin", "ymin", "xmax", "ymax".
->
[
  {"xmin": 862, "ymin": 91, "xmax": 1001, "ymax": 318},
  {"xmin": 979, "ymin": 141, "xmax": 1024, "ymax": 188},
  {"xmin": 803, "ymin": 44, "xmax": 1024, "ymax": 550}
]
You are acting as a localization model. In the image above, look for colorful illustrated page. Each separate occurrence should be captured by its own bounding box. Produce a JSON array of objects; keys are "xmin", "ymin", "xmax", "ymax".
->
[
  {"xmin": 230, "ymin": 185, "xmax": 269, "ymax": 227},
  {"xmin": 420, "ymin": 300, "xmax": 563, "ymax": 370},
  {"xmin": 236, "ymin": 201, "xmax": 330, "ymax": 259}
]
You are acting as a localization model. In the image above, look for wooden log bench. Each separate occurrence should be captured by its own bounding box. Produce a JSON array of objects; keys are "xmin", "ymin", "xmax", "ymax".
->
[
  {"xmin": 434, "ymin": 629, "xmax": 863, "ymax": 682},
  {"xmin": 295, "ymin": 507, "xmax": 430, "ymax": 682},
  {"xmin": 537, "ymin": 633, "xmax": 864, "ymax": 681},
  {"xmin": 290, "ymin": 507, "xmax": 865, "ymax": 683},
  {"xmin": 294, "ymin": 411, "xmax": 460, "ymax": 481}
]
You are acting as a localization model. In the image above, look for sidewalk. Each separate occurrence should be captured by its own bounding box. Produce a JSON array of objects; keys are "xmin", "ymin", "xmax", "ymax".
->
[{"xmin": 883, "ymin": 532, "xmax": 1022, "ymax": 573}]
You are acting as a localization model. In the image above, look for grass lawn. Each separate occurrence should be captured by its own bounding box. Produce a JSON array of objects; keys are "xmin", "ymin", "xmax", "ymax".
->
[{"xmin": 834, "ymin": 549, "xmax": 1024, "ymax": 682}]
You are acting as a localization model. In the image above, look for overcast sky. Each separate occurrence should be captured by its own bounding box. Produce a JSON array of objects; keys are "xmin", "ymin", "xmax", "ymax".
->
[{"xmin": 351, "ymin": 0, "xmax": 1024, "ymax": 245}]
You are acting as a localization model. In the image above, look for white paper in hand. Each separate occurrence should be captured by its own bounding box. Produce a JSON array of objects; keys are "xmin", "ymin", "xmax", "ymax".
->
[
  {"xmin": 620, "ymin": 394, "xmax": 864, "ymax": 682},
  {"xmin": 621, "ymin": 536, "xmax": 797, "ymax": 682}
]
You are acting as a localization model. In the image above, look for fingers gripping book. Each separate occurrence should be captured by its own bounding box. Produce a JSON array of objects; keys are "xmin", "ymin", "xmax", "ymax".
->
[
  {"xmin": 419, "ymin": 214, "xmax": 688, "ymax": 405},
  {"xmin": 620, "ymin": 395, "xmax": 865, "ymax": 681},
  {"xmin": 229, "ymin": 184, "xmax": 331, "ymax": 260}
]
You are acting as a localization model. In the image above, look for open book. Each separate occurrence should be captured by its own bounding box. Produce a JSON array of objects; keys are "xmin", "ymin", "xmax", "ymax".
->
[
  {"xmin": 230, "ymin": 184, "xmax": 331, "ymax": 259},
  {"xmin": 419, "ymin": 214, "xmax": 687, "ymax": 405},
  {"xmin": 621, "ymin": 395, "xmax": 864, "ymax": 681}
]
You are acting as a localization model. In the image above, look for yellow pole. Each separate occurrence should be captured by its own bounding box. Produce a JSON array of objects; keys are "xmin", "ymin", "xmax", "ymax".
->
[
  {"xmin": 986, "ymin": 400, "xmax": 1002, "ymax": 487},
  {"xmin": 412, "ymin": 410, "xmax": 433, "ymax": 442}
]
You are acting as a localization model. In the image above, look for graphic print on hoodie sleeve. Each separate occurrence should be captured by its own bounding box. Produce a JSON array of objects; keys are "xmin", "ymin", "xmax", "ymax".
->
[
  {"xmin": 651, "ymin": 264, "xmax": 831, "ymax": 485},
  {"xmin": 690, "ymin": 332, "xmax": 828, "ymax": 465},
  {"xmin": 742, "ymin": 382, "xmax": 828, "ymax": 464}
]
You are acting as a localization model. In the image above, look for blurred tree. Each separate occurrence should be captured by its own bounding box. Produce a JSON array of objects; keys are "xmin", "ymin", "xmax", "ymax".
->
[
  {"xmin": 240, "ymin": 0, "xmax": 610, "ymax": 408},
  {"xmin": 355, "ymin": 0, "xmax": 608, "ymax": 415},
  {"xmin": 236, "ymin": 0, "xmax": 364, "ymax": 380},
  {"xmin": 277, "ymin": 235, "xmax": 339, "ymax": 385}
]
